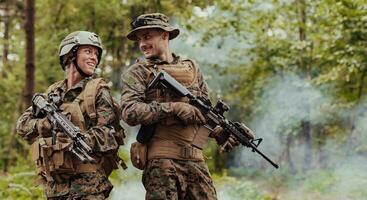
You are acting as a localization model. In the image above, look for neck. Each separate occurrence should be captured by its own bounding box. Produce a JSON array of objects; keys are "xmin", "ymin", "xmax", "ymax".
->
[
  {"xmin": 158, "ymin": 50, "xmax": 174, "ymax": 63},
  {"xmin": 67, "ymin": 64, "xmax": 83, "ymax": 89}
]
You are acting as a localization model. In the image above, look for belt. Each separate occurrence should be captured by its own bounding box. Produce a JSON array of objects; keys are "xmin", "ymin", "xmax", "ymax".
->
[
  {"xmin": 148, "ymin": 139, "xmax": 204, "ymax": 161},
  {"xmin": 75, "ymin": 163, "xmax": 99, "ymax": 173}
]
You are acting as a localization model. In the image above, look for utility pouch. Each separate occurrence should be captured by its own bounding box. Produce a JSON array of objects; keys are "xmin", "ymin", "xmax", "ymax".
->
[
  {"xmin": 51, "ymin": 149, "xmax": 74, "ymax": 174},
  {"xmin": 31, "ymin": 136, "xmax": 75, "ymax": 182},
  {"xmin": 130, "ymin": 142, "xmax": 147, "ymax": 170}
]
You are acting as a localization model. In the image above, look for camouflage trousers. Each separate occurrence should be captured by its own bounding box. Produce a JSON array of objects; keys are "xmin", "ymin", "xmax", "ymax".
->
[
  {"xmin": 47, "ymin": 193, "xmax": 106, "ymax": 200},
  {"xmin": 44, "ymin": 169, "xmax": 112, "ymax": 200},
  {"xmin": 142, "ymin": 158, "xmax": 217, "ymax": 200}
]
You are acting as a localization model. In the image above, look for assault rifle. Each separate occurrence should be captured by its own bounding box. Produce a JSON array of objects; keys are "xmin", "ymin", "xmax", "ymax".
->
[
  {"xmin": 138, "ymin": 70, "xmax": 279, "ymax": 169},
  {"xmin": 32, "ymin": 93, "xmax": 95, "ymax": 163}
]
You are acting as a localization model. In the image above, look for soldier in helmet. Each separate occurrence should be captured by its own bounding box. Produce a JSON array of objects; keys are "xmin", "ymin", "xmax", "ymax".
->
[
  {"xmin": 16, "ymin": 31, "xmax": 125, "ymax": 200},
  {"xmin": 121, "ymin": 13, "xmax": 248, "ymax": 200}
]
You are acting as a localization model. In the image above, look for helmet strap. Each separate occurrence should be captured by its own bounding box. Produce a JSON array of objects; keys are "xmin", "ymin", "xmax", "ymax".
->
[
  {"xmin": 73, "ymin": 59, "xmax": 92, "ymax": 77},
  {"xmin": 71, "ymin": 47, "xmax": 93, "ymax": 78}
]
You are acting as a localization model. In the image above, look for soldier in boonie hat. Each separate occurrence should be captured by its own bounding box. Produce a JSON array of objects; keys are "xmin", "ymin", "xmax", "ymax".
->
[
  {"xmin": 121, "ymin": 13, "xmax": 219, "ymax": 200},
  {"xmin": 126, "ymin": 13, "xmax": 180, "ymax": 41}
]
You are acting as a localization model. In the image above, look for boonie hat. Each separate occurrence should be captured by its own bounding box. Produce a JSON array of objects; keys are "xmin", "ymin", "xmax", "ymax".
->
[{"xmin": 126, "ymin": 13, "xmax": 180, "ymax": 41}]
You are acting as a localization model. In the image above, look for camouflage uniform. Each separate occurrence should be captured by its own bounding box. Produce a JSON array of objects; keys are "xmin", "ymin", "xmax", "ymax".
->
[
  {"xmin": 17, "ymin": 77, "xmax": 118, "ymax": 199},
  {"xmin": 142, "ymin": 159, "xmax": 216, "ymax": 200},
  {"xmin": 121, "ymin": 54, "xmax": 217, "ymax": 200}
]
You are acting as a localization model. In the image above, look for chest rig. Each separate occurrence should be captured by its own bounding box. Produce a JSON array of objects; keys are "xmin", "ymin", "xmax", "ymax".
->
[
  {"xmin": 145, "ymin": 60, "xmax": 200, "ymax": 103},
  {"xmin": 143, "ymin": 59, "xmax": 210, "ymax": 161},
  {"xmin": 31, "ymin": 78, "xmax": 125, "ymax": 185},
  {"xmin": 46, "ymin": 78, "xmax": 107, "ymax": 132}
]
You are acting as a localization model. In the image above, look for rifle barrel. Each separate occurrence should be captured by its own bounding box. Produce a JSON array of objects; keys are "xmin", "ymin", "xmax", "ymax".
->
[{"xmin": 250, "ymin": 144, "xmax": 279, "ymax": 168}]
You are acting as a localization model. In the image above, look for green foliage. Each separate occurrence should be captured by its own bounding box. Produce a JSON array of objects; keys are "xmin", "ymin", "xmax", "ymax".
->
[
  {"xmin": 303, "ymin": 169, "xmax": 336, "ymax": 193},
  {"xmin": 180, "ymin": 0, "xmax": 367, "ymax": 164},
  {"xmin": 213, "ymin": 175, "xmax": 271, "ymax": 200},
  {"xmin": 1, "ymin": 0, "xmax": 215, "ymax": 198},
  {"xmin": 0, "ymin": 153, "xmax": 43, "ymax": 199},
  {"xmin": 1, "ymin": 0, "xmax": 367, "ymax": 199},
  {"xmin": 0, "ymin": 3, "xmax": 26, "ymax": 171},
  {"xmin": 173, "ymin": 1, "xmax": 367, "ymax": 199}
]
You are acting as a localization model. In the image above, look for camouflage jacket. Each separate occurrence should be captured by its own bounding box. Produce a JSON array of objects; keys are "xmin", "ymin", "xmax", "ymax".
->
[
  {"xmin": 120, "ymin": 54, "xmax": 209, "ymax": 126},
  {"xmin": 16, "ymin": 77, "xmax": 117, "ymax": 197}
]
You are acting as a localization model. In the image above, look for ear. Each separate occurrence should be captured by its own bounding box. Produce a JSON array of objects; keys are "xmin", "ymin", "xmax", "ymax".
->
[{"xmin": 162, "ymin": 31, "xmax": 169, "ymax": 40}]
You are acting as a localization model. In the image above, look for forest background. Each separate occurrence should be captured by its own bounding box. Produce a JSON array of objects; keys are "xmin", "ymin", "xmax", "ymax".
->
[{"xmin": 0, "ymin": 0, "xmax": 366, "ymax": 199}]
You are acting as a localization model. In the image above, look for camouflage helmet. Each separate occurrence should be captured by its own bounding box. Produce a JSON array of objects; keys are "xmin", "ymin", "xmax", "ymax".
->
[
  {"xmin": 59, "ymin": 31, "xmax": 103, "ymax": 69},
  {"xmin": 127, "ymin": 13, "xmax": 180, "ymax": 41}
]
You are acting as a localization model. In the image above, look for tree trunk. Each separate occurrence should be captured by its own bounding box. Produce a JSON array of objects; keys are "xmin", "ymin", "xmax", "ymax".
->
[
  {"xmin": 347, "ymin": 67, "xmax": 367, "ymax": 149},
  {"xmin": 301, "ymin": 120, "xmax": 312, "ymax": 171},
  {"xmin": 286, "ymin": 134, "xmax": 296, "ymax": 174},
  {"xmin": 89, "ymin": 5, "xmax": 96, "ymax": 30},
  {"xmin": 2, "ymin": 0, "xmax": 11, "ymax": 77},
  {"xmin": 296, "ymin": 0, "xmax": 313, "ymax": 172},
  {"xmin": 24, "ymin": 0, "xmax": 35, "ymax": 107},
  {"xmin": 316, "ymin": 127, "xmax": 327, "ymax": 169}
]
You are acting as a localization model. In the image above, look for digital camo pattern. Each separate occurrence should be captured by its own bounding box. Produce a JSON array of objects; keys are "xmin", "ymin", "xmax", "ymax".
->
[
  {"xmin": 16, "ymin": 78, "xmax": 117, "ymax": 199},
  {"xmin": 120, "ymin": 54, "xmax": 217, "ymax": 199},
  {"xmin": 143, "ymin": 159, "xmax": 217, "ymax": 200},
  {"xmin": 120, "ymin": 54, "xmax": 209, "ymax": 126}
]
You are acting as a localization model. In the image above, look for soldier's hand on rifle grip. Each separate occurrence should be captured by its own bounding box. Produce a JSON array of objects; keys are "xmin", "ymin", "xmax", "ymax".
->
[
  {"xmin": 218, "ymin": 135, "xmax": 240, "ymax": 153},
  {"xmin": 211, "ymin": 126, "xmax": 237, "ymax": 153},
  {"xmin": 32, "ymin": 93, "xmax": 47, "ymax": 118},
  {"xmin": 33, "ymin": 107, "xmax": 47, "ymax": 118},
  {"xmin": 211, "ymin": 126, "xmax": 224, "ymax": 140},
  {"xmin": 56, "ymin": 132, "xmax": 72, "ymax": 145},
  {"xmin": 36, "ymin": 118, "xmax": 52, "ymax": 137},
  {"xmin": 170, "ymin": 102, "xmax": 206, "ymax": 125},
  {"xmin": 82, "ymin": 134, "xmax": 95, "ymax": 149},
  {"xmin": 234, "ymin": 122, "xmax": 255, "ymax": 140}
]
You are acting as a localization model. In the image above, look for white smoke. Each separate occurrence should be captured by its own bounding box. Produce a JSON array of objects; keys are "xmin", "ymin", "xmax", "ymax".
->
[
  {"xmin": 331, "ymin": 155, "xmax": 367, "ymax": 199},
  {"xmin": 234, "ymin": 73, "xmax": 331, "ymax": 169},
  {"xmin": 110, "ymin": 123, "xmax": 146, "ymax": 200},
  {"xmin": 230, "ymin": 72, "xmax": 367, "ymax": 199},
  {"xmin": 110, "ymin": 169, "xmax": 145, "ymax": 200}
]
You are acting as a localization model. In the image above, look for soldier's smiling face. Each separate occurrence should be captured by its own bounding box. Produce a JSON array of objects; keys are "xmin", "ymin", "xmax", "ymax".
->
[
  {"xmin": 135, "ymin": 28, "xmax": 169, "ymax": 59},
  {"xmin": 76, "ymin": 45, "xmax": 99, "ymax": 76}
]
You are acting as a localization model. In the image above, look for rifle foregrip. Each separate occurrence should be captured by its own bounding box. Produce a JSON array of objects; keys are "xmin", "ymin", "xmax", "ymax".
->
[
  {"xmin": 76, "ymin": 138, "xmax": 93, "ymax": 153},
  {"xmin": 136, "ymin": 124, "xmax": 156, "ymax": 144}
]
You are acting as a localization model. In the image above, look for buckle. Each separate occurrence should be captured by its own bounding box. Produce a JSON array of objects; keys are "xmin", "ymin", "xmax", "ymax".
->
[
  {"xmin": 39, "ymin": 138, "xmax": 47, "ymax": 147},
  {"xmin": 181, "ymin": 146, "xmax": 193, "ymax": 159}
]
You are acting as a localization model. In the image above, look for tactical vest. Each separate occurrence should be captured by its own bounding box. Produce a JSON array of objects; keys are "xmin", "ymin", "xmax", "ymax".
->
[
  {"xmin": 31, "ymin": 78, "xmax": 125, "ymax": 183},
  {"xmin": 145, "ymin": 59, "xmax": 210, "ymax": 161}
]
